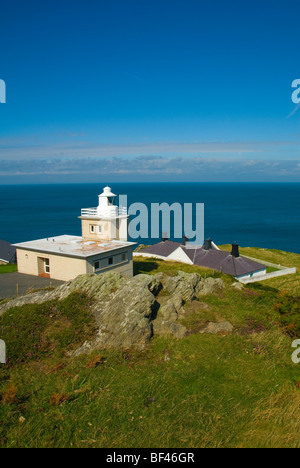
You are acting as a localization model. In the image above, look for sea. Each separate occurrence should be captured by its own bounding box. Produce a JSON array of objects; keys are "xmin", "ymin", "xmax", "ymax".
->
[{"xmin": 0, "ymin": 183, "xmax": 299, "ymax": 254}]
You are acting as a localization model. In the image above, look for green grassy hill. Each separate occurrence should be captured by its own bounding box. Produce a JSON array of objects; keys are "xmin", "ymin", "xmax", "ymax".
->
[{"xmin": 0, "ymin": 248, "xmax": 299, "ymax": 448}]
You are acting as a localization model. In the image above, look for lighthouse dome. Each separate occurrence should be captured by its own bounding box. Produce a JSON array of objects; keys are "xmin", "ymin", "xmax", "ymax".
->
[
  {"xmin": 99, "ymin": 186, "xmax": 117, "ymax": 198},
  {"xmin": 97, "ymin": 186, "xmax": 118, "ymax": 217}
]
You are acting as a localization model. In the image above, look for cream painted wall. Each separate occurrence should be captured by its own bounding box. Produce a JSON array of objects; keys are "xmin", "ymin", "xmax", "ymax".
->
[
  {"xmin": 81, "ymin": 218, "xmax": 115, "ymax": 241},
  {"xmin": 86, "ymin": 247, "xmax": 133, "ymax": 278},
  {"xmin": 81, "ymin": 217, "xmax": 128, "ymax": 241},
  {"xmin": 16, "ymin": 249, "xmax": 87, "ymax": 281},
  {"xmin": 16, "ymin": 246, "xmax": 134, "ymax": 281}
]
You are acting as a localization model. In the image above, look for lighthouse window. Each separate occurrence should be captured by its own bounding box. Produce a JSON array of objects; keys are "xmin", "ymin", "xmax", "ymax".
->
[
  {"xmin": 98, "ymin": 226, "xmax": 102, "ymax": 233},
  {"xmin": 90, "ymin": 225, "xmax": 95, "ymax": 233}
]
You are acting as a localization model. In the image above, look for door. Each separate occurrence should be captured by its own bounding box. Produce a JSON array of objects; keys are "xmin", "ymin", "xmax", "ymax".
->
[{"xmin": 38, "ymin": 257, "xmax": 51, "ymax": 278}]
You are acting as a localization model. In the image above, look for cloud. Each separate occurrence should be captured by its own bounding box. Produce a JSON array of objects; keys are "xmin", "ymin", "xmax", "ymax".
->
[
  {"xmin": 0, "ymin": 155, "xmax": 299, "ymax": 182},
  {"xmin": 0, "ymin": 139, "xmax": 297, "ymax": 161}
]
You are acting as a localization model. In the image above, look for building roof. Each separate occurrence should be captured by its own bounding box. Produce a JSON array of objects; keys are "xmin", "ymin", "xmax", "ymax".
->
[
  {"xmin": 140, "ymin": 240, "xmax": 182, "ymax": 257},
  {"xmin": 99, "ymin": 186, "xmax": 116, "ymax": 198},
  {"xmin": 183, "ymin": 246, "xmax": 266, "ymax": 277},
  {"xmin": 139, "ymin": 241, "xmax": 266, "ymax": 277},
  {"xmin": 14, "ymin": 235, "xmax": 137, "ymax": 259},
  {"xmin": 0, "ymin": 239, "xmax": 16, "ymax": 263}
]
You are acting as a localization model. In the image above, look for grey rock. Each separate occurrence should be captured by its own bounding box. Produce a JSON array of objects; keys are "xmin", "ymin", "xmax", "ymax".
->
[
  {"xmin": 155, "ymin": 321, "xmax": 187, "ymax": 339},
  {"xmin": 231, "ymin": 282, "xmax": 244, "ymax": 291},
  {"xmin": 170, "ymin": 293, "xmax": 184, "ymax": 313},
  {"xmin": 196, "ymin": 277, "xmax": 224, "ymax": 296},
  {"xmin": 159, "ymin": 271, "xmax": 203, "ymax": 303},
  {"xmin": 200, "ymin": 321, "xmax": 234, "ymax": 334},
  {"xmin": 153, "ymin": 295, "xmax": 187, "ymax": 339},
  {"xmin": 0, "ymin": 270, "xmax": 227, "ymax": 352}
]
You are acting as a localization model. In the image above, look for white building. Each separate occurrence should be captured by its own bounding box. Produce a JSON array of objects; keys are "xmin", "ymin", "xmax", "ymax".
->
[{"xmin": 14, "ymin": 187, "xmax": 137, "ymax": 281}]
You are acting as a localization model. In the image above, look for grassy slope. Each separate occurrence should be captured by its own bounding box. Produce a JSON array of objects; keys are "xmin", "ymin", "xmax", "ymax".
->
[
  {"xmin": 0, "ymin": 264, "xmax": 17, "ymax": 275},
  {"xmin": 0, "ymin": 250, "xmax": 299, "ymax": 448}
]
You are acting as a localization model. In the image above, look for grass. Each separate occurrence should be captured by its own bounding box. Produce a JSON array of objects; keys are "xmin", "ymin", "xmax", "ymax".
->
[
  {"xmin": 266, "ymin": 267, "xmax": 280, "ymax": 274},
  {"xmin": 0, "ymin": 332, "xmax": 298, "ymax": 448},
  {"xmin": 0, "ymin": 292, "xmax": 96, "ymax": 367},
  {"xmin": 0, "ymin": 249, "xmax": 299, "ymax": 448},
  {"xmin": 0, "ymin": 264, "xmax": 17, "ymax": 275},
  {"xmin": 134, "ymin": 255, "xmax": 233, "ymax": 286}
]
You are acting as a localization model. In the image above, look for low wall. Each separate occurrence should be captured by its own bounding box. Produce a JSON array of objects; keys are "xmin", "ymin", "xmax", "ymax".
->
[{"xmin": 239, "ymin": 267, "xmax": 297, "ymax": 284}]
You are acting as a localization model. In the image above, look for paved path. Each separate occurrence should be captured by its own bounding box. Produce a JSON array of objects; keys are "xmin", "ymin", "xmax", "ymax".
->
[{"xmin": 0, "ymin": 273, "xmax": 64, "ymax": 299}]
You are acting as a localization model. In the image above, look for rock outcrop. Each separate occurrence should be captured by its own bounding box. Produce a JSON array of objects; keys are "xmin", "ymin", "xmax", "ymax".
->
[
  {"xmin": 200, "ymin": 321, "xmax": 234, "ymax": 334},
  {"xmin": 0, "ymin": 271, "xmax": 226, "ymax": 351}
]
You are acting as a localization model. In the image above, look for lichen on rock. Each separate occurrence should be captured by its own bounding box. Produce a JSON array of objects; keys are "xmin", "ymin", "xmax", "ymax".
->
[{"xmin": 0, "ymin": 270, "xmax": 227, "ymax": 352}]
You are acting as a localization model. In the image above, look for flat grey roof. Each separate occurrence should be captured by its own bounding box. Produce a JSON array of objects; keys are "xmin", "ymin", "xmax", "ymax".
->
[{"xmin": 14, "ymin": 235, "xmax": 137, "ymax": 259}]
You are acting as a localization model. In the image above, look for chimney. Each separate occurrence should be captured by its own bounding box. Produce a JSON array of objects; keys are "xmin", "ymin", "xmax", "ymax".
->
[
  {"xmin": 231, "ymin": 242, "xmax": 240, "ymax": 258},
  {"xmin": 182, "ymin": 235, "xmax": 188, "ymax": 246},
  {"xmin": 204, "ymin": 238, "xmax": 212, "ymax": 250},
  {"xmin": 162, "ymin": 232, "xmax": 168, "ymax": 242}
]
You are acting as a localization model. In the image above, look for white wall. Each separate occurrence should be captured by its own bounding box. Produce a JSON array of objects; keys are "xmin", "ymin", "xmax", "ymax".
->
[
  {"xmin": 167, "ymin": 247, "xmax": 193, "ymax": 264},
  {"xmin": 239, "ymin": 267, "xmax": 296, "ymax": 284}
]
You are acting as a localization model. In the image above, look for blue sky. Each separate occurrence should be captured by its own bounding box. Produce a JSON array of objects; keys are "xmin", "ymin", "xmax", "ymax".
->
[{"xmin": 0, "ymin": 0, "xmax": 299, "ymax": 183}]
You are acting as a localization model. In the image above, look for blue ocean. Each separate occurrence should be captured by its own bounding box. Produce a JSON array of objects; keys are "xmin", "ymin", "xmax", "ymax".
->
[{"xmin": 0, "ymin": 183, "xmax": 299, "ymax": 254}]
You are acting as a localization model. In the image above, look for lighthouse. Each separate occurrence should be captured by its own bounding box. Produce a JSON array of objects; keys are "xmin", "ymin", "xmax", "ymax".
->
[
  {"xmin": 14, "ymin": 186, "xmax": 136, "ymax": 281},
  {"xmin": 80, "ymin": 186, "xmax": 129, "ymax": 242}
]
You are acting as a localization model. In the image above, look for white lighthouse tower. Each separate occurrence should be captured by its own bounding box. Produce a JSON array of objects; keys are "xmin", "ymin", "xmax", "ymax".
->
[{"xmin": 80, "ymin": 186, "xmax": 128, "ymax": 242}]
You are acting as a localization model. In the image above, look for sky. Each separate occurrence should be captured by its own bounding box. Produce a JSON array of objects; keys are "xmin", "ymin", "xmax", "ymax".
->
[{"xmin": 0, "ymin": 0, "xmax": 299, "ymax": 183}]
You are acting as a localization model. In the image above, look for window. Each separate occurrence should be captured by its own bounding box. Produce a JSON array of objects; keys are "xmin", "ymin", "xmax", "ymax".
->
[
  {"xmin": 44, "ymin": 258, "xmax": 50, "ymax": 274},
  {"xmin": 94, "ymin": 261, "xmax": 100, "ymax": 270},
  {"xmin": 121, "ymin": 253, "xmax": 127, "ymax": 262},
  {"xmin": 90, "ymin": 225, "xmax": 95, "ymax": 233},
  {"xmin": 98, "ymin": 226, "xmax": 102, "ymax": 233},
  {"xmin": 108, "ymin": 257, "xmax": 113, "ymax": 265}
]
